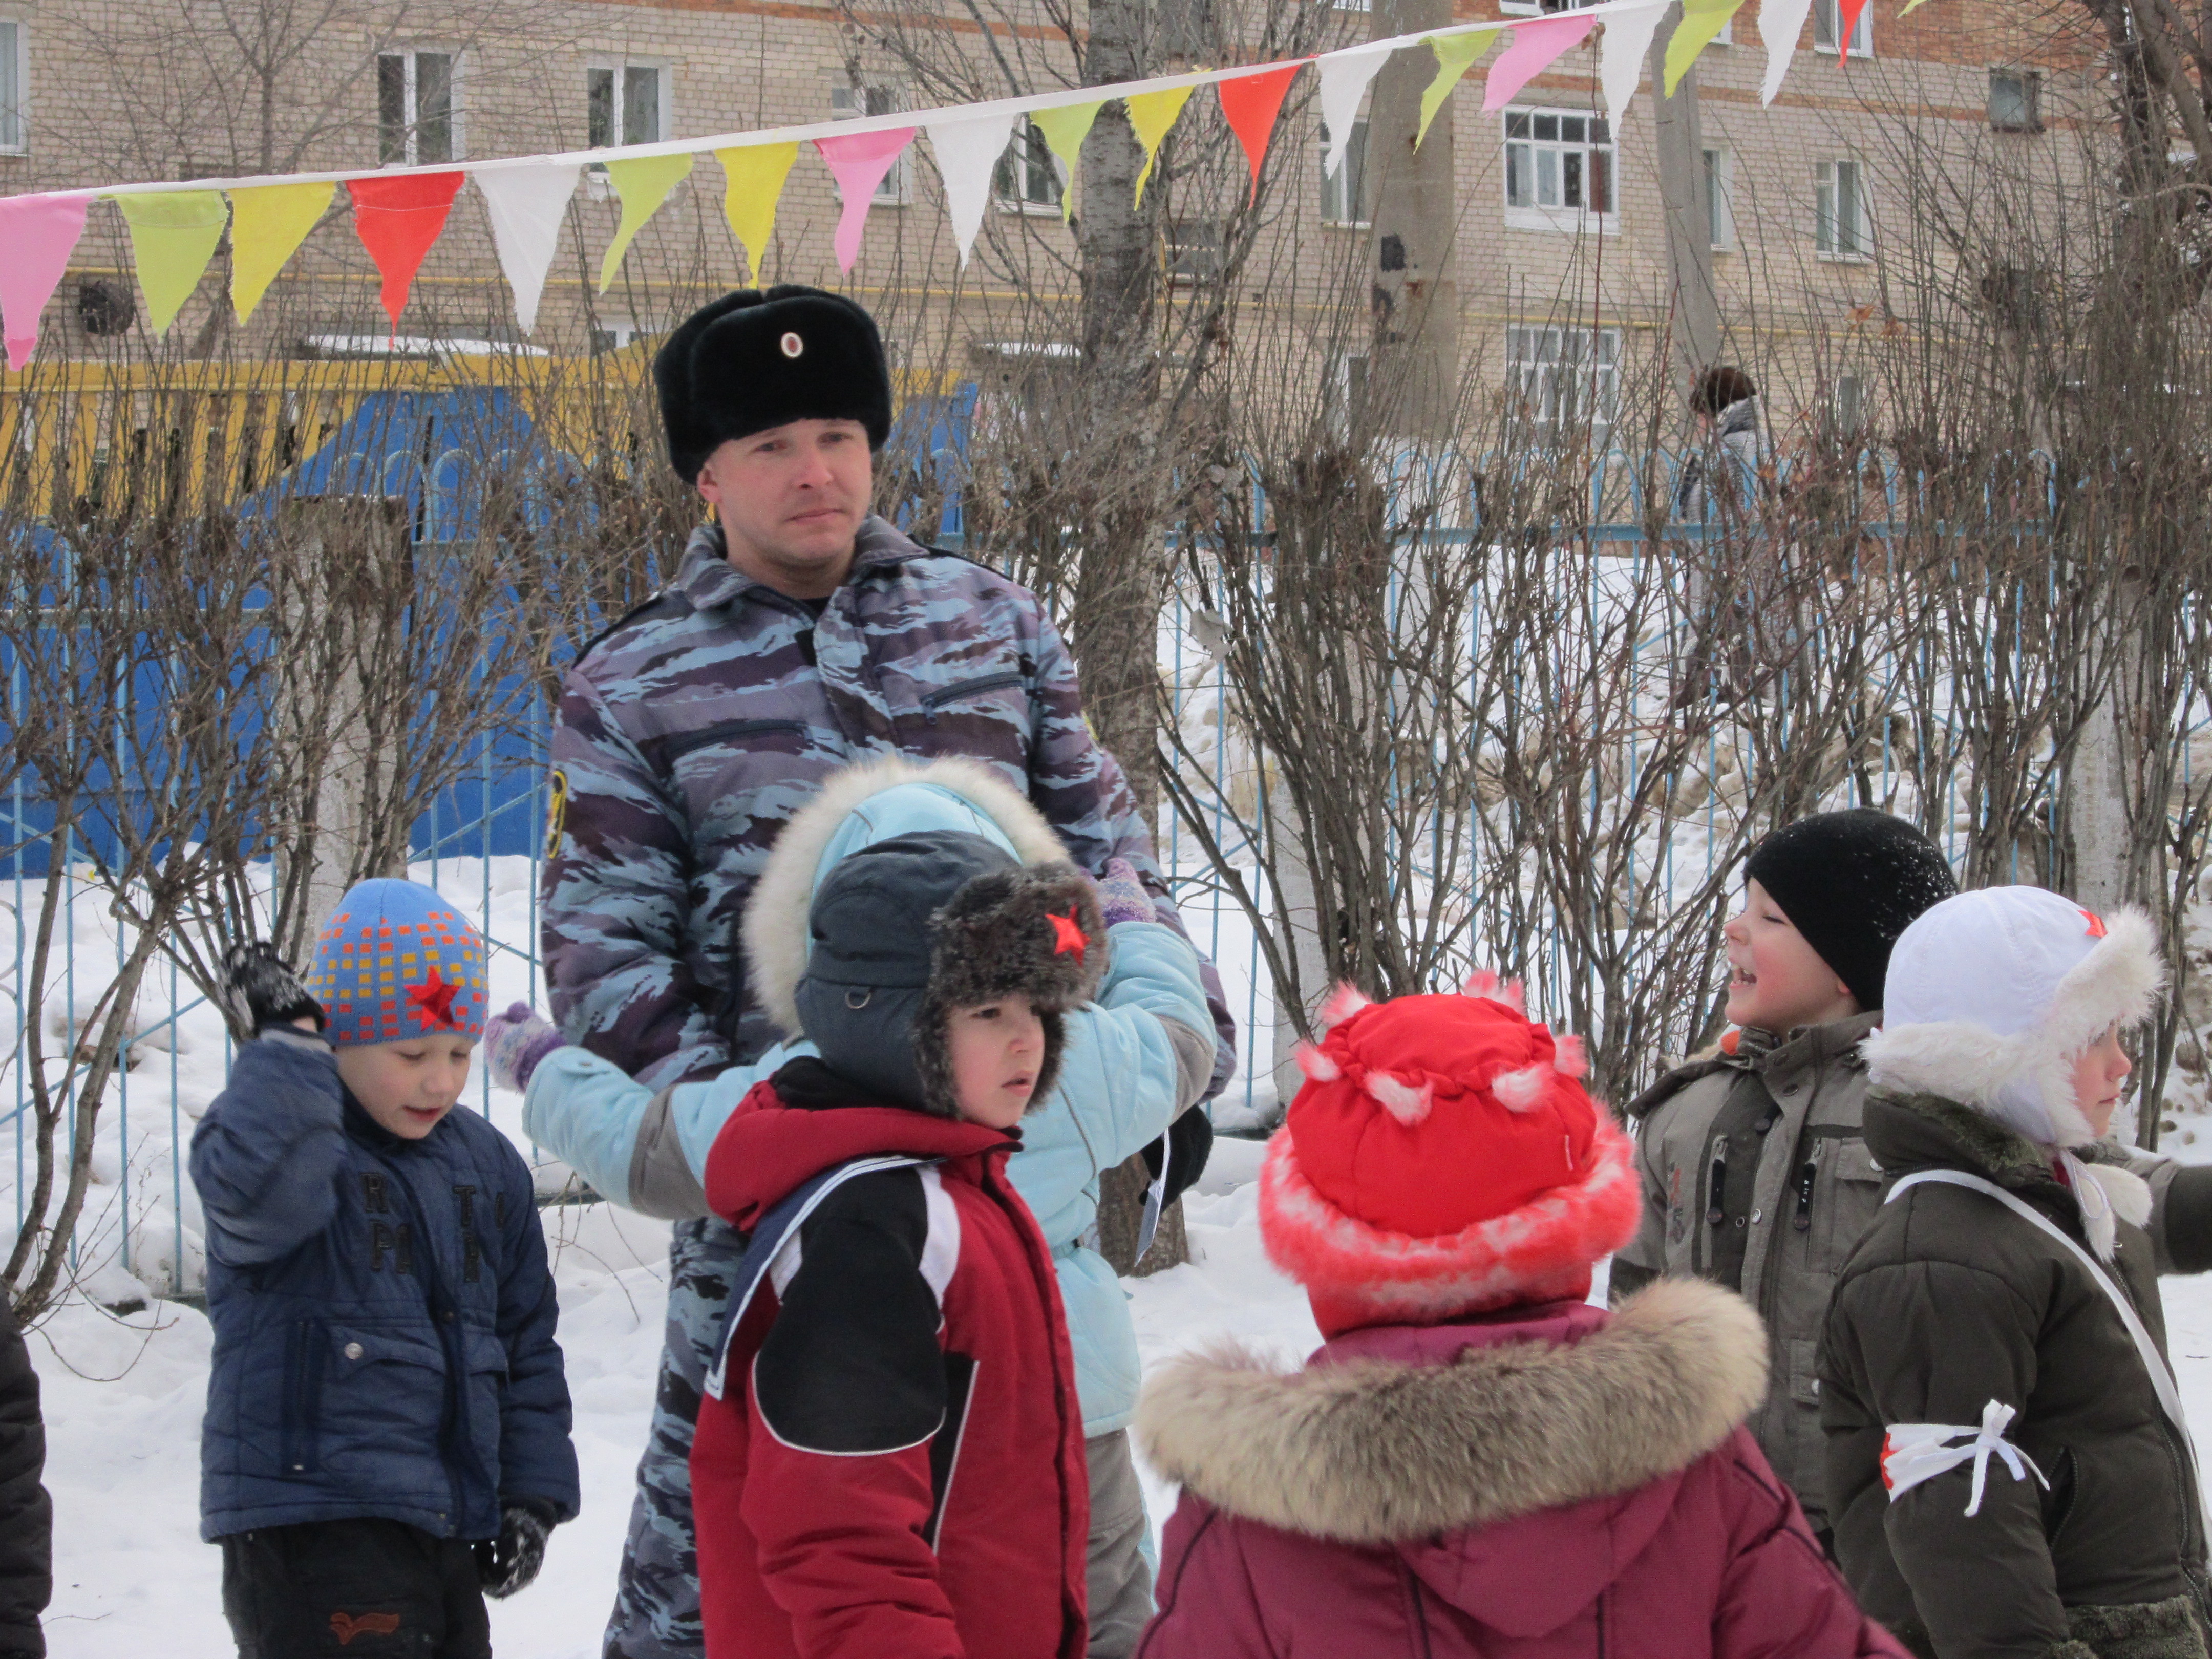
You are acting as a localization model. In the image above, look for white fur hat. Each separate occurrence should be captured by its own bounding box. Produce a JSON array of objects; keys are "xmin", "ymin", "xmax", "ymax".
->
[{"xmin": 1862, "ymin": 886, "xmax": 2164, "ymax": 1148}]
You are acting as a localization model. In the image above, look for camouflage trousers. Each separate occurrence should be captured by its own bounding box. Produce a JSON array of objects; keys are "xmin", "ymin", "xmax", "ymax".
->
[{"xmin": 603, "ymin": 1215, "xmax": 742, "ymax": 1659}]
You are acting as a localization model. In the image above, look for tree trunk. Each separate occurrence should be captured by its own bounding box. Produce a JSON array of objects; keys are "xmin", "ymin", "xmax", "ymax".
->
[
  {"xmin": 1648, "ymin": 9, "xmax": 1720, "ymax": 384},
  {"xmin": 1367, "ymin": 0, "xmax": 1460, "ymax": 440}
]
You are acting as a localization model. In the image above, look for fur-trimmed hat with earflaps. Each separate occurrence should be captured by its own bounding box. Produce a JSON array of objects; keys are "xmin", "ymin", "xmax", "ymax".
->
[
  {"xmin": 1260, "ymin": 977, "xmax": 1640, "ymax": 1337},
  {"xmin": 791, "ymin": 835, "xmax": 1104, "ymax": 1117}
]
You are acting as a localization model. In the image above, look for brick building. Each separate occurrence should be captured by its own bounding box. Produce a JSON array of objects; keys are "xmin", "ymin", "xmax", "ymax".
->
[{"xmin": 0, "ymin": 0, "xmax": 2099, "ymax": 460}]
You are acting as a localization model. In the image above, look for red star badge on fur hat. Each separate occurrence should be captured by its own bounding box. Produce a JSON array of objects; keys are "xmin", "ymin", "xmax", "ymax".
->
[
  {"xmin": 1047, "ymin": 911, "xmax": 1088, "ymax": 961},
  {"xmin": 408, "ymin": 968, "xmax": 460, "ymax": 1030}
]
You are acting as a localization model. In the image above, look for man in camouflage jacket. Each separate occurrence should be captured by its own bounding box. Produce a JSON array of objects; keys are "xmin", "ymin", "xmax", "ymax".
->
[{"xmin": 542, "ymin": 287, "xmax": 1231, "ymax": 1658}]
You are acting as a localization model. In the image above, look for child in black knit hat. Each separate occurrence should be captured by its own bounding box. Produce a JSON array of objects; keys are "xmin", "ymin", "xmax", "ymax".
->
[{"xmin": 1609, "ymin": 809, "xmax": 1955, "ymax": 1545}]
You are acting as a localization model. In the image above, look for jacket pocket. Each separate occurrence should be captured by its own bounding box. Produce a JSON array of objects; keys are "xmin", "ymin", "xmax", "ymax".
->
[
  {"xmin": 650, "ymin": 717, "xmax": 810, "ymax": 765},
  {"xmin": 907, "ymin": 667, "xmax": 1033, "ymax": 769},
  {"xmin": 920, "ymin": 670, "xmax": 1027, "ymax": 719},
  {"xmin": 279, "ymin": 1318, "xmax": 328, "ymax": 1477},
  {"xmin": 319, "ymin": 1322, "xmax": 449, "ymax": 1482},
  {"xmin": 1817, "ymin": 1137, "xmax": 1887, "ymax": 1270},
  {"xmin": 462, "ymin": 1326, "xmax": 512, "ymax": 1493}
]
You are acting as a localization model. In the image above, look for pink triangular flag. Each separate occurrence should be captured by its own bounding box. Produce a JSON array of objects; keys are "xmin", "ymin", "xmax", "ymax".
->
[
  {"xmin": 815, "ymin": 126, "xmax": 918, "ymax": 273},
  {"xmin": 1217, "ymin": 63, "xmax": 1304, "ymax": 205},
  {"xmin": 1484, "ymin": 12, "xmax": 1600, "ymax": 112},
  {"xmin": 0, "ymin": 192, "xmax": 94, "ymax": 371}
]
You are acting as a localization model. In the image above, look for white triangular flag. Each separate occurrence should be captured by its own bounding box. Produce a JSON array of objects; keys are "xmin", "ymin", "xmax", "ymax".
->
[
  {"xmin": 1599, "ymin": 2, "xmax": 1669, "ymax": 127},
  {"xmin": 1317, "ymin": 42, "xmax": 1394, "ymax": 179},
  {"xmin": 925, "ymin": 111, "xmax": 1019, "ymax": 266},
  {"xmin": 474, "ymin": 163, "xmax": 580, "ymax": 334},
  {"xmin": 1759, "ymin": 0, "xmax": 1815, "ymax": 102}
]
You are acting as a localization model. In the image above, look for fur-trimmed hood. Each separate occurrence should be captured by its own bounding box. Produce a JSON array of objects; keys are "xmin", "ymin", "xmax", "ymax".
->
[
  {"xmin": 1863, "ymin": 893, "xmax": 2164, "ymax": 1150},
  {"xmin": 1133, "ymin": 1278, "xmax": 1766, "ymax": 1549},
  {"xmin": 745, "ymin": 755, "xmax": 1071, "ymax": 1037}
]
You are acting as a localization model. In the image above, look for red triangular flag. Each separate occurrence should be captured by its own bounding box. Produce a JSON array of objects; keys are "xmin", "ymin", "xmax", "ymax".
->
[
  {"xmin": 1216, "ymin": 63, "xmax": 1304, "ymax": 205},
  {"xmin": 347, "ymin": 172, "xmax": 466, "ymax": 333},
  {"xmin": 1837, "ymin": 0, "xmax": 1870, "ymax": 62}
]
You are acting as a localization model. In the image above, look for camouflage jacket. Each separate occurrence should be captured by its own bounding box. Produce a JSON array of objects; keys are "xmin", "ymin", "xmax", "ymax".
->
[{"xmin": 543, "ymin": 515, "xmax": 1219, "ymax": 1088}]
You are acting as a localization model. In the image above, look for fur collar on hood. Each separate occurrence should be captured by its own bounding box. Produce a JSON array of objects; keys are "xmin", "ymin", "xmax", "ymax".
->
[
  {"xmin": 744, "ymin": 755, "xmax": 1070, "ymax": 1036},
  {"xmin": 1862, "ymin": 904, "xmax": 2162, "ymax": 1150},
  {"xmin": 1132, "ymin": 1279, "xmax": 1766, "ymax": 1546}
]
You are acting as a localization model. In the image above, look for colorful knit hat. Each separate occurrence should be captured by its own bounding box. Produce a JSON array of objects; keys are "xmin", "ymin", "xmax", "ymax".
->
[
  {"xmin": 1259, "ymin": 977, "xmax": 1640, "ymax": 1337},
  {"xmin": 305, "ymin": 878, "xmax": 490, "ymax": 1047}
]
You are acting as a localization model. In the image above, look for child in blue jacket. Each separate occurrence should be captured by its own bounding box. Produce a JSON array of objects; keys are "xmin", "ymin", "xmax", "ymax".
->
[
  {"xmin": 190, "ymin": 879, "xmax": 579, "ymax": 1659},
  {"xmin": 491, "ymin": 755, "xmax": 1214, "ymax": 1658}
]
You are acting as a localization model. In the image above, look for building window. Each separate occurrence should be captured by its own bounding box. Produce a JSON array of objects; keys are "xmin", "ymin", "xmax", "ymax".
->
[
  {"xmin": 0, "ymin": 21, "xmax": 24, "ymax": 155},
  {"xmin": 589, "ymin": 63, "xmax": 668, "ymax": 149},
  {"xmin": 1813, "ymin": 0, "xmax": 1872, "ymax": 56},
  {"xmin": 1320, "ymin": 119, "xmax": 1369, "ymax": 226},
  {"xmin": 379, "ymin": 50, "xmax": 457, "ymax": 165},
  {"xmin": 1504, "ymin": 108, "xmax": 1614, "ymax": 231},
  {"xmin": 589, "ymin": 317, "xmax": 647, "ymax": 355},
  {"xmin": 1166, "ymin": 219, "xmax": 1222, "ymax": 286},
  {"xmin": 1499, "ymin": 0, "xmax": 1572, "ymax": 16},
  {"xmin": 1834, "ymin": 374, "xmax": 1865, "ymax": 435},
  {"xmin": 994, "ymin": 116, "xmax": 1062, "ymax": 212},
  {"xmin": 1506, "ymin": 325, "xmax": 1619, "ymax": 432},
  {"xmin": 1989, "ymin": 69, "xmax": 2042, "ymax": 132},
  {"xmin": 1815, "ymin": 159, "xmax": 1870, "ymax": 258},
  {"xmin": 1704, "ymin": 146, "xmax": 1734, "ymax": 249},
  {"xmin": 832, "ymin": 85, "xmax": 908, "ymax": 204}
]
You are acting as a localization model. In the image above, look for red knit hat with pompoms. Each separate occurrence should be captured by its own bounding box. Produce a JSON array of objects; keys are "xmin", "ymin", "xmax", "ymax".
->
[{"xmin": 1259, "ymin": 975, "xmax": 1641, "ymax": 1337}]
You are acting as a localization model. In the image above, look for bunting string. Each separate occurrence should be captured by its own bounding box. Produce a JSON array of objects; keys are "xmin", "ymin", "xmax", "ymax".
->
[{"xmin": 0, "ymin": 0, "xmax": 1830, "ymax": 368}]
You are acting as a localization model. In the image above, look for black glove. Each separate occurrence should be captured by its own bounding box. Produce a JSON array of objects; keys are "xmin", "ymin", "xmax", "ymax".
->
[
  {"xmin": 216, "ymin": 941, "xmax": 324, "ymax": 1038},
  {"xmin": 475, "ymin": 1502, "xmax": 554, "ymax": 1599}
]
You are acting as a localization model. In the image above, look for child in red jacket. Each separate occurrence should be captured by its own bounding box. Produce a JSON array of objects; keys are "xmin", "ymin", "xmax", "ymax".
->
[
  {"xmin": 1133, "ymin": 982, "xmax": 1906, "ymax": 1659},
  {"xmin": 689, "ymin": 829, "xmax": 1096, "ymax": 1659}
]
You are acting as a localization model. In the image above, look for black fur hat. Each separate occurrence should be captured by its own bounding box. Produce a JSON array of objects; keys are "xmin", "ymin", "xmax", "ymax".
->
[
  {"xmin": 652, "ymin": 285, "xmax": 893, "ymax": 483},
  {"xmin": 795, "ymin": 832, "xmax": 1107, "ymax": 1118}
]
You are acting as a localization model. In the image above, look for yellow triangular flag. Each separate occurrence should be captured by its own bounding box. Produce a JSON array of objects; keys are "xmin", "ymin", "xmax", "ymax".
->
[
  {"xmin": 1029, "ymin": 103, "xmax": 1103, "ymax": 223},
  {"xmin": 1418, "ymin": 30, "xmax": 1500, "ymax": 145},
  {"xmin": 715, "ymin": 143, "xmax": 800, "ymax": 282},
  {"xmin": 1665, "ymin": 0, "xmax": 1748, "ymax": 93},
  {"xmin": 599, "ymin": 153, "xmax": 695, "ymax": 293},
  {"xmin": 1125, "ymin": 86, "xmax": 1197, "ymax": 206},
  {"xmin": 114, "ymin": 191, "xmax": 228, "ymax": 334},
  {"xmin": 228, "ymin": 181, "xmax": 333, "ymax": 322}
]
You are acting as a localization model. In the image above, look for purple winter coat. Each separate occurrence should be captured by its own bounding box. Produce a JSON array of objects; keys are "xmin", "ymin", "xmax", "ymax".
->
[{"xmin": 1133, "ymin": 1279, "xmax": 1907, "ymax": 1659}]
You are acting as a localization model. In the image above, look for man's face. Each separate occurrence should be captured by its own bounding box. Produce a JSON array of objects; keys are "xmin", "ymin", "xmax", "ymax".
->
[{"xmin": 696, "ymin": 419, "xmax": 874, "ymax": 595}]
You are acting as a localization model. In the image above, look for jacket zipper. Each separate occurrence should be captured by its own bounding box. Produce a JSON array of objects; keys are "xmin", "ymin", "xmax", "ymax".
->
[
  {"xmin": 919, "ymin": 670, "xmax": 1026, "ymax": 725},
  {"xmin": 654, "ymin": 716, "xmax": 809, "ymax": 764}
]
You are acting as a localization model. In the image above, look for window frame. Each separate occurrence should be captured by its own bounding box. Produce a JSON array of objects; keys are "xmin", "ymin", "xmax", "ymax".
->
[
  {"xmin": 1814, "ymin": 158, "xmax": 1871, "ymax": 261},
  {"xmin": 1812, "ymin": 0, "xmax": 1873, "ymax": 57},
  {"xmin": 993, "ymin": 115, "xmax": 1065, "ymax": 215},
  {"xmin": 1505, "ymin": 324, "xmax": 1622, "ymax": 435},
  {"xmin": 1319, "ymin": 116, "xmax": 1371, "ymax": 228},
  {"xmin": 1988, "ymin": 68, "xmax": 2044, "ymax": 133},
  {"xmin": 587, "ymin": 60, "xmax": 671, "ymax": 151},
  {"xmin": 1703, "ymin": 144, "xmax": 1734, "ymax": 251},
  {"xmin": 378, "ymin": 46, "xmax": 463, "ymax": 166},
  {"xmin": 0, "ymin": 18, "xmax": 26, "ymax": 156},
  {"xmin": 1502, "ymin": 105, "xmax": 1618, "ymax": 235},
  {"xmin": 831, "ymin": 83, "xmax": 910, "ymax": 205}
]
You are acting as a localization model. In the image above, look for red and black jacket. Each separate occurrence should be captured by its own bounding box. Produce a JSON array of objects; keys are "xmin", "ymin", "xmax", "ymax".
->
[{"xmin": 690, "ymin": 1059, "xmax": 1088, "ymax": 1659}]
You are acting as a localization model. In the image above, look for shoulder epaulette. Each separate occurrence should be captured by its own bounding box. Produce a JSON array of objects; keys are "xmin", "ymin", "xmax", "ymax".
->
[{"xmin": 573, "ymin": 586, "xmax": 694, "ymax": 665}]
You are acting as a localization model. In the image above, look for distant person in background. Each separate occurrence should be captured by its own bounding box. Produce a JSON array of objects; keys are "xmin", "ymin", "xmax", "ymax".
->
[
  {"xmin": 1673, "ymin": 365, "xmax": 1767, "ymax": 707},
  {"xmin": 0, "ymin": 1294, "xmax": 50, "ymax": 1658}
]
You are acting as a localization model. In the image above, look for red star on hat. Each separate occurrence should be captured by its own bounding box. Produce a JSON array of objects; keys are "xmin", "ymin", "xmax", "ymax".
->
[
  {"xmin": 1048, "ymin": 911, "xmax": 1088, "ymax": 961},
  {"xmin": 408, "ymin": 968, "xmax": 460, "ymax": 1030}
]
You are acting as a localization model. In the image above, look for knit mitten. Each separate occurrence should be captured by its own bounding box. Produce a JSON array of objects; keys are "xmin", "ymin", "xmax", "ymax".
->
[
  {"xmin": 216, "ymin": 941, "xmax": 324, "ymax": 1038},
  {"xmin": 474, "ymin": 1500, "xmax": 555, "ymax": 1599},
  {"xmin": 1093, "ymin": 857, "xmax": 1156, "ymax": 929},
  {"xmin": 485, "ymin": 1003, "xmax": 565, "ymax": 1094}
]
